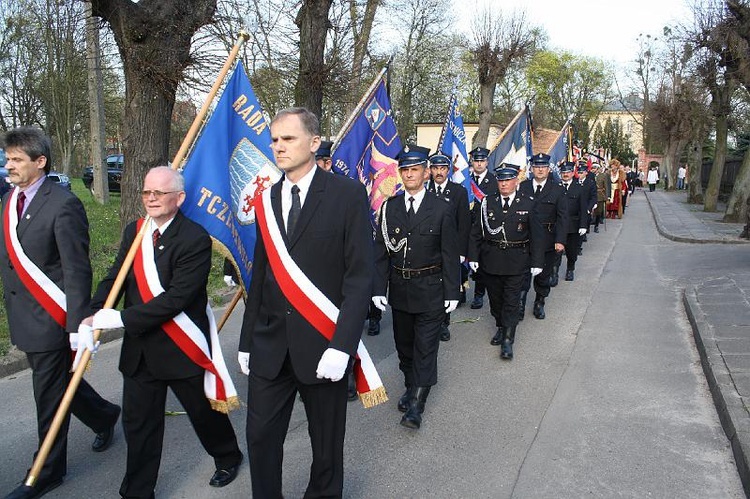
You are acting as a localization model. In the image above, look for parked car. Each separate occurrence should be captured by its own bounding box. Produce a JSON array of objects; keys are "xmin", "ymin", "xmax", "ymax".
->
[
  {"xmin": 83, "ymin": 154, "xmax": 123, "ymax": 193},
  {"xmin": 47, "ymin": 171, "xmax": 71, "ymax": 191}
]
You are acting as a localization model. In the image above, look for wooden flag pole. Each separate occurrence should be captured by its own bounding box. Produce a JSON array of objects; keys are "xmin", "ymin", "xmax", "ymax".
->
[
  {"xmin": 216, "ymin": 288, "xmax": 245, "ymax": 332},
  {"xmin": 24, "ymin": 32, "xmax": 250, "ymax": 488}
]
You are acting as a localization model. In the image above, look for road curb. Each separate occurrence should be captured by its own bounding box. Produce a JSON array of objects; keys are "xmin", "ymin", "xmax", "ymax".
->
[
  {"xmin": 683, "ymin": 287, "xmax": 750, "ymax": 497},
  {"xmin": 645, "ymin": 192, "xmax": 749, "ymax": 244}
]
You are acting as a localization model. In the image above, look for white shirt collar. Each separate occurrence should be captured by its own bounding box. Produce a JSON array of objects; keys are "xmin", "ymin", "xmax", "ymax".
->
[
  {"xmin": 281, "ymin": 165, "xmax": 317, "ymax": 226},
  {"xmin": 500, "ymin": 192, "xmax": 516, "ymax": 206},
  {"xmin": 405, "ymin": 188, "xmax": 427, "ymax": 214},
  {"xmin": 533, "ymin": 178, "xmax": 547, "ymax": 191},
  {"xmin": 151, "ymin": 217, "xmax": 174, "ymax": 238}
]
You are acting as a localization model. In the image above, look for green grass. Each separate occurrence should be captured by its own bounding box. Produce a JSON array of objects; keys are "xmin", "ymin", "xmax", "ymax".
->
[{"xmin": 0, "ymin": 180, "xmax": 231, "ymax": 357}]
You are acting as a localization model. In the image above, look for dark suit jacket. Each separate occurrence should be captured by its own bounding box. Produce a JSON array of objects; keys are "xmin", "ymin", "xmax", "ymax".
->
[
  {"xmin": 239, "ymin": 167, "xmax": 373, "ymax": 385},
  {"xmin": 562, "ymin": 181, "xmax": 588, "ymax": 233},
  {"xmin": 0, "ymin": 178, "xmax": 92, "ymax": 352},
  {"xmin": 373, "ymin": 191, "xmax": 459, "ymax": 313},
  {"xmin": 427, "ymin": 179, "xmax": 471, "ymax": 257},
  {"xmin": 518, "ymin": 178, "xmax": 569, "ymax": 250},
  {"xmin": 91, "ymin": 210, "xmax": 211, "ymax": 380},
  {"xmin": 468, "ymin": 193, "xmax": 545, "ymax": 275},
  {"xmin": 581, "ymin": 176, "xmax": 597, "ymax": 214}
]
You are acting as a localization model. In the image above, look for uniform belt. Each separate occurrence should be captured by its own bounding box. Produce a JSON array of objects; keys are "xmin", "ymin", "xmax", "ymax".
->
[
  {"xmin": 486, "ymin": 239, "xmax": 529, "ymax": 249},
  {"xmin": 392, "ymin": 264, "xmax": 442, "ymax": 280}
]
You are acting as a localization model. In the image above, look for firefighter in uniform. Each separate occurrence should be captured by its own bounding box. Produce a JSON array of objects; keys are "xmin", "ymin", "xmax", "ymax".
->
[
  {"xmin": 427, "ymin": 153, "xmax": 470, "ymax": 342},
  {"xmin": 315, "ymin": 140, "xmax": 334, "ymax": 172},
  {"xmin": 517, "ymin": 153, "xmax": 568, "ymax": 320},
  {"xmin": 467, "ymin": 146, "xmax": 497, "ymax": 309},
  {"xmin": 468, "ymin": 164, "xmax": 544, "ymax": 359},
  {"xmin": 555, "ymin": 161, "xmax": 589, "ymax": 281},
  {"xmin": 372, "ymin": 144, "xmax": 459, "ymax": 430}
]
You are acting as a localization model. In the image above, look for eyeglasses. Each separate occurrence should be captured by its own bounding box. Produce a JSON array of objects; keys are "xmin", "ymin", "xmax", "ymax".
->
[{"xmin": 141, "ymin": 190, "xmax": 179, "ymax": 199}]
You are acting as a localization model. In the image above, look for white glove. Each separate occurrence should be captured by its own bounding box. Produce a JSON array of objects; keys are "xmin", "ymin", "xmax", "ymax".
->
[
  {"xmin": 72, "ymin": 323, "xmax": 99, "ymax": 371},
  {"xmin": 371, "ymin": 295, "xmax": 387, "ymax": 312},
  {"xmin": 530, "ymin": 267, "xmax": 543, "ymax": 276},
  {"xmin": 238, "ymin": 351, "xmax": 250, "ymax": 376},
  {"xmin": 469, "ymin": 261, "xmax": 479, "ymax": 272},
  {"xmin": 444, "ymin": 300, "xmax": 458, "ymax": 313},
  {"xmin": 69, "ymin": 332, "xmax": 79, "ymax": 352},
  {"xmin": 578, "ymin": 228, "xmax": 587, "ymax": 236},
  {"xmin": 593, "ymin": 203, "xmax": 598, "ymax": 210},
  {"xmin": 315, "ymin": 348, "xmax": 350, "ymax": 382},
  {"xmin": 92, "ymin": 309, "xmax": 124, "ymax": 330},
  {"xmin": 223, "ymin": 275, "xmax": 237, "ymax": 287},
  {"xmin": 459, "ymin": 255, "xmax": 466, "ymax": 264}
]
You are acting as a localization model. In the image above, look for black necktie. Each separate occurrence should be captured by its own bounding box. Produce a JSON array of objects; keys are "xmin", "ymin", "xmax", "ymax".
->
[
  {"xmin": 407, "ymin": 196, "xmax": 415, "ymax": 218},
  {"xmin": 502, "ymin": 197, "xmax": 510, "ymax": 211},
  {"xmin": 535, "ymin": 184, "xmax": 542, "ymax": 195},
  {"xmin": 473, "ymin": 175, "xmax": 479, "ymax": 184},
  {"xmin": 564, "ymin": 183, "xmax": 569, "ymax": 193},
  {"xmin": 436, "ymin": 186, "xmax": 442, "ymax": 196},
  {"xmin": 288, "ymin": 185, "xmax": 301, "ymax": 235}
]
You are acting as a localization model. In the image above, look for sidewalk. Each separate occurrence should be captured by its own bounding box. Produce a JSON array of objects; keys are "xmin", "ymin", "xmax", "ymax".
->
[{"xmin": 646, "ymin": 189, "xmax": 750, "ymax": 495}]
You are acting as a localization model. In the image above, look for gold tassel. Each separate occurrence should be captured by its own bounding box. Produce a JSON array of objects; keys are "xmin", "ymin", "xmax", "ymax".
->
[
  {"xmin": 209, "ymin": 395, "xmax": 241, "ymax": 414},
  {"xmin": 359, "ymin": 386, "xmax": 388, "ymax": 408}
]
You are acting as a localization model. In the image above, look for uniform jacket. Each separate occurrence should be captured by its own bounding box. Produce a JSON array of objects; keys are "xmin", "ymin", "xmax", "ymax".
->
[
  {"xmin": 561, "ymin": 180, "xmax": 588, "ymax": 232},
  {"xmin": 581, "ymin": 175, "xmax": 597, "ymax": 214},
  {"xmin": 91, "ymin": 210, "xmax": 211, "ymax": 380},
  {"xmin": 518, "ymin": 178, "xmax": 569, "ymax": 249},
  {"xmin": 239, "ymin": 167, "xmax": 373, "ymax": 385},
  {"xmin": 427, "ymin": 179, "xmax": 471, "ymax": 257},
  {"xmin": 373, "ymin": 191, "xmax": 459, "ymax": 314},
  {"xmin": 595, "ymin": 172, "xmax": 611, "ymax": 202},
  {"xmin": 468, "ymin": 192, "xmax": 545, "ymax": 275},
  {"xmin": 0, "ymin": 178, "xmax": 92, "ymax": 352}
]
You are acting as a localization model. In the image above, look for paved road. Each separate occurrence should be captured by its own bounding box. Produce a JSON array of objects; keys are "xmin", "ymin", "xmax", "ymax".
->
[{"xmin": 0, "ymin": 190, "xmax": 745, "ymax": 498}]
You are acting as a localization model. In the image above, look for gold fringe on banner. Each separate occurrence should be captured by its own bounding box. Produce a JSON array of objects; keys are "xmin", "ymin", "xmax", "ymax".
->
[{"xmin": 360, "ymin": 386, "xmax": 389, "ymax": 408}]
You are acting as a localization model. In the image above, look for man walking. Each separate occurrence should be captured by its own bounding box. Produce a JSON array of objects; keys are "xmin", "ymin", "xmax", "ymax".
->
[{"xmin": 467, "ymin": 146, "xmax": 496, "ymax": 310}]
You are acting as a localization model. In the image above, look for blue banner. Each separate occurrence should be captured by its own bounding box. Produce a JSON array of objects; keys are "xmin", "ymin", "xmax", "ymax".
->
[
  {"xmin": 181, "ymin": 60, "xmax": 281, "ymax": 290},
  {"xmin": 547, "ymin": 120, "xmax": 571, "ymax": 181},
  {"xmin": 486, "ymin": 106, "xmax": 533, "ymax": 180},
  {"xmin": 331, "ymin": 73, "xmax": 401, "ymax": 216},
  {"xmin": 438, "ymin": 92, "xmax": 473, "ymax": 203}
]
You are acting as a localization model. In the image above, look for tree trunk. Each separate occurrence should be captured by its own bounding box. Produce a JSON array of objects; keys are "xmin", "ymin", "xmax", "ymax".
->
[
  {"xmin": 295, "ymin": 0, "xmax": 333, "ymax": 118},
  {"xmin": 90, "ymin": 0, "xmax": 217, "ymax": 229},
  {"xmin": 474, "ymin": 79, "xmax": 496, "ymax": 149},
  {"xmin": 687, "ymin": 139, "xmax": 704, "ymax": 204},
  {"xmin": 723, "ymin": 146, "xmax": 750, "ymax": 222},
  {"xmin": 85, "ymin": 1, "xmax": 108, "ymax": 204},
  {"xmin": 662, "ymin": 138, "xmax": 679, "ymax": 191},
  {"xmin": 347, "ymin": 0, "xmax": 380, "ymax": 114},
  {"xmin": 704, "ymin": 113, "xmax": 728, "ymax": 212}
]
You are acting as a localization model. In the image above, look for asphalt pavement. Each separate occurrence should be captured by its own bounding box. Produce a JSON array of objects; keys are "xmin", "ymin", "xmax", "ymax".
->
[{"xmin": 0, "ymin": 188, "xmax": 747, "ymax": 498}]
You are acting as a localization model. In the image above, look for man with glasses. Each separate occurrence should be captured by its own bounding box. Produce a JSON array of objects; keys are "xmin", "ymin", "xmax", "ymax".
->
[{"xmin": 87, "ymin": 166, "xmax": 243, "ymax": 499}]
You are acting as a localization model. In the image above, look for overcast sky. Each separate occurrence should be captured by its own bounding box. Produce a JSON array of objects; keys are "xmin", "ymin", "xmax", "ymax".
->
[{"xmin": 457, "ymin": 0, "xmax": 693, "ymax": 69}]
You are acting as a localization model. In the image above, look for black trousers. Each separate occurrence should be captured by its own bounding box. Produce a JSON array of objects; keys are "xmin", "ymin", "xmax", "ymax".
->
[
  {"xmin": 392, "ymin": 307, "xmax": 444, "ymax": 387},
  {"xmin": 120, "ymin": 361, "xmax": 241, "ymax": 499},
  {"xmin": 484, "ymin": 272, "xmax": 526, "ymax": 328},
  {"xmin": 471, "ymin": 269, "xmax": 486, "ymax": 297},
  {"xmin": 554, "ymin": 232, "xmax": 582, "ymax": 270},
  {"xmin": 367, "ymin": 302, "xmax": 382, "ymax": 322},
  {"xmin": 247, "ymin": 354, "xmax": 348, "ymax": 499},
  {"xmin": 521, "ymin": 250, "xmax": 557, "ymax": 298},
  {"xmin": 25, "ymin": 349, "xmax": 120, "ymax": 484}
]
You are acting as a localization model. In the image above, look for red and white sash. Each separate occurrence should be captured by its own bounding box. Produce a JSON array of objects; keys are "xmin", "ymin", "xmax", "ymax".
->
[
  {"xmin": 255, "ymin": 189, "xmax": 387, "ymax": 408},
  {"xmin": 132, "ymin": 219, "xmax": 239, "ymax": 413},
  {"xmin": 2, "ymin": 187, "xmax": 66, "ymax": 327}
]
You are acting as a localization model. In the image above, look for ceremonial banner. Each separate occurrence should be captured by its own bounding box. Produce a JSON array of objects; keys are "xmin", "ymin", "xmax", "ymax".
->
[
  {"xmin": 331, "ymin": 70, "xmax": 402, "ymax": 218},
  {"xmin": 438, "ymin": 91, "xmax": 473, "ymax": 202},
  {"xmin": 181, "ymin": 61, "xmax": 281, "ymax": 289},
  {"xmin": 486, "ymin": 105, "xmax": 533, "ymax": 180},
  {"xmin": 547, "ymin": 119, "xmax": 573, "ymax": 178}
]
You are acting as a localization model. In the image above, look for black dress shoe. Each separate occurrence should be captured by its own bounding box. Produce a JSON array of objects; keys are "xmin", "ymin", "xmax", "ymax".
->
[
  {"xmin": 549, "ymin": 267, "xmax": 559, "ymax": 287},
  {"xmin": 490, "ymin": 327, "xmax": 504, "ymax": 346},
  {"xmin": 500, "ymin": 339, "xmax": 513, "ymax": 360},
  {"xmin": 470, "ymin": 295, "xmax": 483, "ymax": 309},
  {"xmin": 533, "ymin": 300, "xmax": 545, "ymax": 320},
  {"xmin": 439, "ymin": 324, "xmax": 450, "ymax": 342},
  {"xmin": 565, "ymin": 269, "xmax": 575, "ymax": 281},
  {"xmin": 209, "ymin": 454, "xmax": 243, "ymax": 487},
  {"xmin": 367, "ymin": 319, "xmax": 380, "ymax": 336},
  {"xmin": 400, "ymin": 387, "xmax": 427, "ymax": 429},
  {"xmin": 397, "ymin": 387, "xmax": 412, "ymax": 413},
  {"xmin": 5, "ymin": 478, "xmax": 63, "ymax": 499},
  {"xmin": 594, "ymin": 226, "xmax": 599, "ymax": 233},
  {"xmin": 92, "ymin": 405, "xmax": 120, "ymax": 452}
]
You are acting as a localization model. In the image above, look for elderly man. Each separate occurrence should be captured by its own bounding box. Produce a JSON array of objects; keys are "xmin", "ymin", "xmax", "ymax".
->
[
  {"xmin": 372, "ymin": 144, "xmax": 459, "ymax": 429},
  {"xmin": 1, "ymin": 127, "xmax": 121, "ymax": 499},
  {"xmin": 89, "ymin": 166, "xmax": 243, "ymax": 499}
]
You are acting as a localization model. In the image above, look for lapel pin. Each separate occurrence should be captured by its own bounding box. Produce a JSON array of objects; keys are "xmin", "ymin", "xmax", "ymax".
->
[
  {"xmin": 158, "ymin": 245, "xmax": 164, "ymax": 250},
  {"xmin": 395, "ymin": 227, "xmax": 400, "ymax": 234},
  {"xmin": 25, "ymin": 214, "xmax": 30, "ymax": 219}
]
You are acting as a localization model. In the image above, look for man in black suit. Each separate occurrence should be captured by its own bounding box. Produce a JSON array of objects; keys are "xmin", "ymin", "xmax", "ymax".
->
[
  {"xmin": 577, "ymin": 161, "xmax": 597, "ymax": 253},
  {"xmin": 372, "ymin": 144, "xmax": 459, "ymax": 430},
  {"xmin": 556, "ymin": 162, "xmax": 588, "ymax": 281},
  {"xmin": 0, "ymin": 127, "xmax": 120, "ymax": 499},
  {"xmin": 427, "ymin": 153, "xmax": 470, "ymax": 342},
  {"xmin": 468, "ymin": 164, "xmax": 544, "ymax": 359},
  {"xmin": 238, "ymin": 108, "xmax": 372, "ymax": 498},
  {"xmin": 89, "ymin": 166, "xmax": 243, "ymax": 499},
  {"xmin": 517, "ymin": 153, "xmax": 568, "ymax": 320},
  {"xmin": 467, "ymin": 146, "xmax": 497, "ymax": 309}
]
